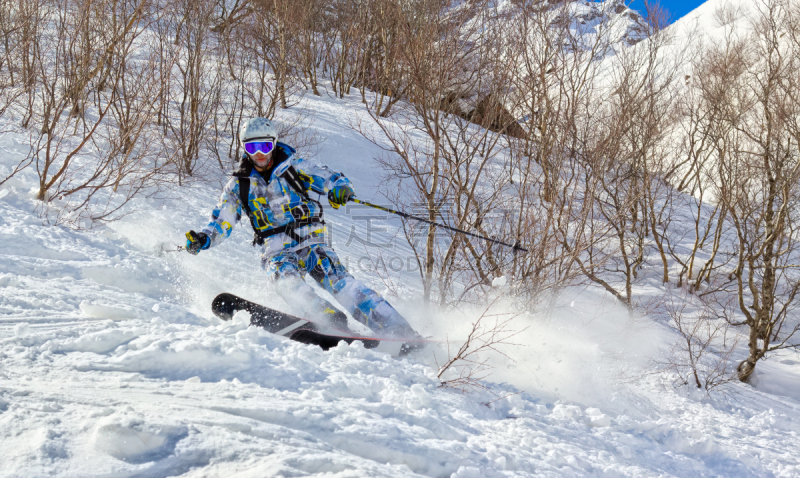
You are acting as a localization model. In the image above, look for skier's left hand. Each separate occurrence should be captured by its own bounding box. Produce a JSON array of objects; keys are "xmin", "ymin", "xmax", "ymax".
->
[
  {"xmin": 185, "ymin": 230, "xmax": 210, "ymax": 255},
  {"xmin": 328, "ymin": 185, "xmax": 354, "ymax": 209}
]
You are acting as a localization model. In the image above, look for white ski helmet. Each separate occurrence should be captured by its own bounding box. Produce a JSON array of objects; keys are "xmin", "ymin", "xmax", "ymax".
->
[{"xmin": 239, "ymin": 117, "xmax": 278, "ymax": 144}]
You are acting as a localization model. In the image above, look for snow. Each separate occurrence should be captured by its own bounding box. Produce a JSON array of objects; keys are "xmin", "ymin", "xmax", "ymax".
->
[
  {"xmin": 654, "ymin": 0, "xmax": 754, "ymax": 62},
  {"xmin": 2, "ymin": 2, "xmax": 800, "ymax": 475},
  {"xmin": 491, "ymin": 276, "xmax": 507, "ymax": 288}
]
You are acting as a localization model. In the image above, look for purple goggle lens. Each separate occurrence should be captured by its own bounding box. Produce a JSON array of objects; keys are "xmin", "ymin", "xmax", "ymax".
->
[{"xmin": 244, "ymin": 140, "xmax": 275, "ymax": 156}]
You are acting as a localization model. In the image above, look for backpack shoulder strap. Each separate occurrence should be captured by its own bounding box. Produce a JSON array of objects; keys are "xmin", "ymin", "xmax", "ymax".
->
[
  {"xmin": 237, "ymin": 175, "xmax": 267, "ymax": 245},
  {"xmin": 282, "ymin": 165, "xmax": 311, "ymax": 202},
  {"xmin": 238, "ymin": 176, "xmax": 254, "ymax": 224}
]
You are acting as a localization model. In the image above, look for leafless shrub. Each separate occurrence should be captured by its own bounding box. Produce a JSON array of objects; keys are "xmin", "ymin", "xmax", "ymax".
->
[
  {"xmin": 259, "ymin": 0, "xmax": 303, "ymax": 110},
  {"xmin": 0, "ymin": 0, "xmax": 193, "ymax": 226},
  {"xmin": 499, "ymin": 2, "xmax": 597, "ymax": 305},
  {"xmin": 0, "ymin": 1, "xmax": 25, "ymax": 124},
  {"xmin": 436, "ymin": 297, "xmax": 524, "ymax": 392},
  {"xmin": 658, "ymin": 291, "xmax": 738, "ymax": 393},
  {"xmin": 206, "ymin": 3, "xmax": 247, "ymax": 170}
]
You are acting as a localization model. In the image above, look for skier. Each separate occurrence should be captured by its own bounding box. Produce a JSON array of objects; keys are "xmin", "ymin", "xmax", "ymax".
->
[{"xmin": 185, "ymin": 118, "xmax": 417, "ymax": 338}]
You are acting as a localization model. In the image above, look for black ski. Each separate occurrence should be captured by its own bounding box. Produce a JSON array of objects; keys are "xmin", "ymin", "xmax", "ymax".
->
[
  {"xmin": 212, "ymin": 292, "xmax": 318, "ymax": 336},
  {"xmin": 211, "ymin": 293, "xmax": 430, "ymax": 357}
]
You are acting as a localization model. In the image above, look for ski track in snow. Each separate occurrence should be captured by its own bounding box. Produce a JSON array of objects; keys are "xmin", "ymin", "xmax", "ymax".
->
[{"xmin": 3, "ymin": 17, "xmax": 800, "ymax": 478}]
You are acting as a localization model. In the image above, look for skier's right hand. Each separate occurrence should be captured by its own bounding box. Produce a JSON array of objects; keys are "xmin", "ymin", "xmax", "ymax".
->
[
  {"xmin": 327, "ymin": 185, "xmax": 354, "ymax": 209},
  {"xmin": 185, "ymin": 231, "xmax": 210, "ymax": 255}
]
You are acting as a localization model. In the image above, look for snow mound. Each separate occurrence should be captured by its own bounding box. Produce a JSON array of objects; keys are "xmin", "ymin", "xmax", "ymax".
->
[
  {"xmin": 92, "ymin": 420, "xmax": 188, "ymax": 464},
  {"xmin": 79, "ymin": 301, "xmax": 141, "ymax": 320}
]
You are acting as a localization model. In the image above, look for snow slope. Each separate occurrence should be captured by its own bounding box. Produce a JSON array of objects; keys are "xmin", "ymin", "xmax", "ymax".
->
[
  {"xmin": 3, "ymin": 10, "xmax": 800, "ymax": 474},
  {"xmin": 2, "ymin": 87, "xmax": 800, "ymax": 477}
]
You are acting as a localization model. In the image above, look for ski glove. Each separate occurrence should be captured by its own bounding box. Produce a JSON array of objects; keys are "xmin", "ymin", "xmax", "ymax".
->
[
  {"xmin": 327, "ymin": 185, "xmax": 354, "ymax": 209},
  {"xmin": 185, "ymin": 230, "xmax": 210, "ymax": 255}
]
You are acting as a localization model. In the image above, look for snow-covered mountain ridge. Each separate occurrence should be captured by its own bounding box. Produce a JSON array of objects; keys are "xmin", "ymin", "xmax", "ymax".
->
[{"xmin": 563, "ymin": 0, "xmax": 651, "ymax": 46}]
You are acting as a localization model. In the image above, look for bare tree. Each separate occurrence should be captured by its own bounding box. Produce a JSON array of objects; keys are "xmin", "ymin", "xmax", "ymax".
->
[
  {"xmin": 358, "ymin": 0, "xmax": 408, "ymax": 117},
  {"xmin": 666, "ymin": 13, "xmax": 742, "ymax": 291},
  {"xmin": 504, "ymin": 1, "xmax": 613, "ymax": 303},
  {"xmin": 294, "ymin": 0, "xmax": 326, "ymax": 97},
  {"xmin": 249, "ymin": 0, "xmax": 302, "ymax": 110},
  {"xmin": 568, "ymin": 5, "xmax": 677, "ymax": 311},
  {"xmin": 356, "ymin": 0, "xmax": 525, "ymax": 305},
  {"xmin": 326, "ymin": 0, "xmax": 368, "ymax": 99},
  {"xmin": 29, "ymin": 0, "xmax": 146, "ymax": 200},
  {"xmin": 5, "ymin": 0, "xmax": 174, "ymax": 225},
  {"xmin": 695, "ymin": 0, "xmax": 800, "ymax": 382},
  {"xmin": 163, "ymin": 0, "xmax": 223, "ymax": 179},
  {"xmin": 14, "ymin": 0, "xmax": 47, "ymax": 129},
  {"xmin": 211, "ymin": 0, "xmax": 252, "ymax": 34}
]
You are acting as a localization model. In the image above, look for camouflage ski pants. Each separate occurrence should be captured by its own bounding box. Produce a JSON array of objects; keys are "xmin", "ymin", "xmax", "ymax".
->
[{"xmin": 263, "ymin": 245, "xmax": 414, "ymax": 336}]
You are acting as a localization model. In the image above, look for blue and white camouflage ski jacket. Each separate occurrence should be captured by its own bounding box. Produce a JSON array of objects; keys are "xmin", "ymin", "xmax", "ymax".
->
[{"xmin": 201, "ymin": 143, "xmax": 352, "ymax": 257}]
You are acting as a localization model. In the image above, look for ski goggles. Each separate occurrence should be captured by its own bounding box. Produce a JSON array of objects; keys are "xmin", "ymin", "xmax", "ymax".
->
[{"xmin": 244, "ymin": 139, "xmax": 275, "ymax": 156}]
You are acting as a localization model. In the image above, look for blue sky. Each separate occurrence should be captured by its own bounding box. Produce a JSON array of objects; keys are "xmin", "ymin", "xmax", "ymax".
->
[{"xmin": 626, "ymin": 0, "xmax": 707, "ymax": 22}]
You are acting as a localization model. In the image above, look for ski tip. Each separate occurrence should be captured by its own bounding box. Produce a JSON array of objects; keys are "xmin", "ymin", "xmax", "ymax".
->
[{"xmin": 211, "ymin": 293, "xmax": 240, "ymax": 321}]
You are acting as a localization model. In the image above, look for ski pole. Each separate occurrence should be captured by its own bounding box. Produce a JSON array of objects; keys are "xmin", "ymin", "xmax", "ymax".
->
[
  {"xmin": 350, "ymin": 197, "xmax": 528, "ymax": 252},
  {"xmin": 160, "ymin": 245, "xmax": 186, "ymax": 254}
]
